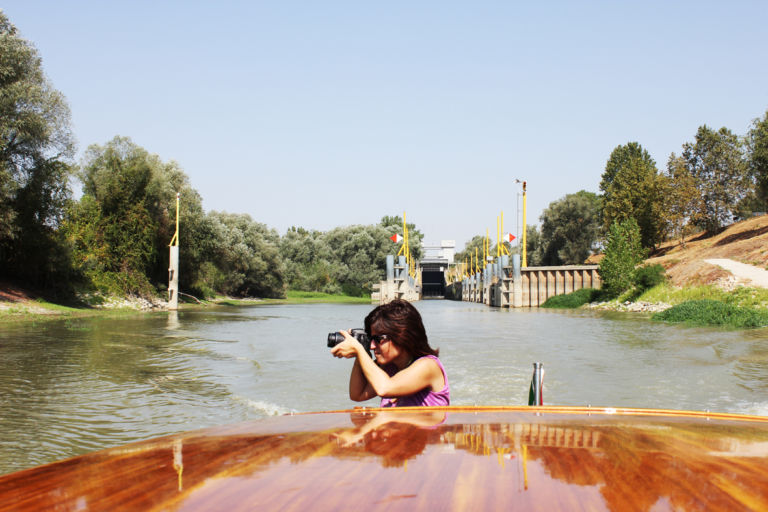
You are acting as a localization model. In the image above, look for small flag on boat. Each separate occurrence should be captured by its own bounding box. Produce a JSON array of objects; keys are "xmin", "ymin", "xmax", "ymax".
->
[{"xmin": 390, "ymin": 234, "xmax": 403, "ymax": 243}]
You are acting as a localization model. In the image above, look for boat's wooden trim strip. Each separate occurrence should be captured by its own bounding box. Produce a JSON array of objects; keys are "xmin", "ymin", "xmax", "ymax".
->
[{"xmin": 300, "ymin": 404, "xmax": 768, "ymax": 423}]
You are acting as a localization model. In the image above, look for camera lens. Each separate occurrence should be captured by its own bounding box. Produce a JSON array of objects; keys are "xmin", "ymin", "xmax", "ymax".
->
[{"xmin": 327, "ymin": 332, "xmax": 344, "ymax": 347}]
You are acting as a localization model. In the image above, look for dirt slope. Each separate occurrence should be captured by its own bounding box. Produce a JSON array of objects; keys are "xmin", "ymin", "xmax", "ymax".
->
[{"xmin": 646, "ymin": 215, "xmax": 768, "ymax": 289}]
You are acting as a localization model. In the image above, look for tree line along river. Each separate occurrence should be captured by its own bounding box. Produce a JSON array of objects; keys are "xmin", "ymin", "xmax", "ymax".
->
[{"xmin": 1, "ymin": 300, "xmax": 767, "ymax": 475}]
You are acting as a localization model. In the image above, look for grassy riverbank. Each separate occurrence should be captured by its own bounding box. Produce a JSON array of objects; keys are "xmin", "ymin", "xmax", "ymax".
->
[
  {"xmin": 542, "ymin": 284, "xmax": 768, "ymax": 328},
  {"xmin": 0, "ymin": 287, "xmax": 371, "ymax": 323},
  {"xmin": 653, "ymin": 299, "xmax": 768, "ymax": 328},
  {"xmin": 214, "ymin": 290, "xmax": 371, "ymax": 306}
]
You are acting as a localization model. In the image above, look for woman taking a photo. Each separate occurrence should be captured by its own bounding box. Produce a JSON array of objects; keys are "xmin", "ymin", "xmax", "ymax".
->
[{"xmin": 331, "ymin": 299, "xmax": 449, "ymax": 407}]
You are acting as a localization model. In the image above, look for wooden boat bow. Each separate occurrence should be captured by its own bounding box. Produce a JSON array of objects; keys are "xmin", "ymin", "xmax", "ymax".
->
[{"xmin": 1, "ymin": 406, "xmax": 767, "ymax": 511}]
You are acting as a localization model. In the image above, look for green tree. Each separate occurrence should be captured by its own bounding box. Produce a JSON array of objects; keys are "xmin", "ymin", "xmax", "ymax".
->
[
  {"xmin": 0, "ymin": 11, "xmax": 75, "ymax": 288},
  {"xmin": 65, "ymin": 138, "xmax": 158, "ymax": 295},
  {"xmin": 600, "ymin": 142, "xmax": 665, "ymax": 248},
  {"xmin": 535, "ymin": 190, "xmax": 600, "ymax": 265},
  {"xmin": 279, "ymin": 216, "xmax": 426, "ymax": 296},
  {"xmin": 280, "ymin": 227, "xmax": 336, "ymax": 293},
  {"xmin": 682, "ymin": 125, "xmax": 748, "ymax": 232},
  {"xmin": 139, "ymin": 155, "xmax": 210, "ymax": 292},
  {"xmin": 598, "ymin": 218, "xmax": 647, "ymax": 298},
  {"xmin": 205, "ymin": 212, "xmax": 285, "ymax": 298},
  {"xmin": 322, "ymin": 224, "xmax": 395, "ymax": 295},
  {"xmin": 524, "ymin": 225, "xmax": 541, "ymax": 266},
  {"xmin": 454, "ymin": 235, "xmax": 486, "ymax": 272},
  {"xmin": 64, "ymin": 137, "xmax": 216, "ymax": 298},
  {"xmin": 662, "ymin": 154, "xmax": 702, "ymax": 247},
  {"xmin": 745, "ymin": 109, "xmax": 768, "ymax": 212}
]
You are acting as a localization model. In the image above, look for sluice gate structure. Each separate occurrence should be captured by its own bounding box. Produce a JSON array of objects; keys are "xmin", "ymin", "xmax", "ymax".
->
[
  {"xmin": 373, "ymin": 253, "xmax": 600, "ymax": 307},
  {"xmin": 371, "ymin": 255, "xmax": 420, "ymax": 304},
  {"xmin": 444, "ymin": 255, "xmax": 600, "ymax": 308},
  {"xmin": 371, "ymin": 210, "xmax": 600, "ymax": 307}
]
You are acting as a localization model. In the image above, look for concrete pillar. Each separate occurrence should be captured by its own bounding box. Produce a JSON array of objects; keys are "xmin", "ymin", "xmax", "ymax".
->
[
  {"xmin": 512, "ymin": 254, "xmax": 522, "ymax": 308},
  {"xmin": 168, "ymin": 245, "xmax": 179, "ymax": 310},
  {"xmin": 386, "ymin": 255, "xmax": 394, "ymax": 281},
  {"xmin": 397, "ymin": 255, "xmax": 406, "ymax": 279}
]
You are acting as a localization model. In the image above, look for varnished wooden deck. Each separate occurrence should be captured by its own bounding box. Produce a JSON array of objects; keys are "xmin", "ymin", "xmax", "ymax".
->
[{"xmin": 1, "ymin": 406, "xmax": 767, "ymax": 511}]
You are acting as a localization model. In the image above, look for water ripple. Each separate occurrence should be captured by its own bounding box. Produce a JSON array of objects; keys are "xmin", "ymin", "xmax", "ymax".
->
[{"xmin": 1, "ymin": 302, "xmax": 767, "ymax": 475}]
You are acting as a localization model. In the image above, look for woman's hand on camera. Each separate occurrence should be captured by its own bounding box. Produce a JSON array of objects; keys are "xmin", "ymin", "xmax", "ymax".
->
[{"xmin": 330, "ymin": 330, "xmax": 362, "ymax": 359}]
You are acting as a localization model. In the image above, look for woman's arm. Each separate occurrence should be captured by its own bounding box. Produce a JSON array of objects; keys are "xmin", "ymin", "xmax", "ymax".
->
[
  {"xmin": 357, "ymin": 355, "xmax": 442, "ymax": 398},
  {"xmin": 331, "ymin": 330, "xmax": 444, "ymax": 400},
  {"xmin": 330, "ymin": 330, "xmax": 376, "ymax": 401},
  {"xmin": 348, "ymin": 357, "xmax": 377, "ymax": 401}
]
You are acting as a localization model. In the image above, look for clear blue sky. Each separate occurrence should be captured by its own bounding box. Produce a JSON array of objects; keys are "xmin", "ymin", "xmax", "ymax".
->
[{"xmin": 4, "ymin": 1, "xmax": 767, "ymax": 250}]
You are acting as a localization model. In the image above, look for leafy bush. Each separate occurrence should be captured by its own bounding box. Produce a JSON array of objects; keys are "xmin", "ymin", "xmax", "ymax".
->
[
  {"xmin": 652, "ymin": 299, "xmax": 768, "ymax": 328},
  {"xmin": 634, "ymin": 264, "xmax": 666, "ymax": 291},
  {"xmin": 541, "ymin": 288, "xmax": 601, "ymax": 308},
  {"xmin": 341, "ymin": 282, "xmax": 367, "ymax": 297},
  {"xmin": 598, "ymin": 219, "xmax": 647, "ymax": 298}
]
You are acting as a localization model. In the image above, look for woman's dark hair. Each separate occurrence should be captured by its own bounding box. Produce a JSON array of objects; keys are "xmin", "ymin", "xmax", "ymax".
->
[
  {"xmin": 364, "ymin": 299, "xmax": 438, "ymax": 358},
  {"xmin": 363, "ymin": 422, "xmax": 429, "ymax": 467}
]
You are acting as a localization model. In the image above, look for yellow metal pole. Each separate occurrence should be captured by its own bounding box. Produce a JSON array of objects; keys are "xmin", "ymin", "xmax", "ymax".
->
[
  {"xmin": 502, "ymin": 210, "xmax": 510, "ymax": 256},
  {"xmin": 169, "ymin": 192, "xmax": 180, "ymax": 247},
  {"xmin": 174, "ymin": 193, "xmax": 179, "ymax": 246},
  {"xmin": 403, "ymin": 212, "xmax": 408, "ymax": 266},
  {"xmin": 522, "ymin": 182, "xmax": 527, "ymax": 267},
  {"xmin": 496, "ymin": 216, "xmax": 500, "ymax": 258}
]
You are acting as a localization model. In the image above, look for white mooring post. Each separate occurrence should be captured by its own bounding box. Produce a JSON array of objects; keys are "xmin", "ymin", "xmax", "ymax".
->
[
  {"xmin": 168, "ymin": 193, "xmax": 180, "ymax": 311},
  {"xmin": 168, "ymin": 246, "xmax": 179, "ymax": 310}
]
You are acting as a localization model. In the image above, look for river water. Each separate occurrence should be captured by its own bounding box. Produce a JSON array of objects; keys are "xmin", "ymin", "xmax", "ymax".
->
[{"xmin": 1, "ymin": 300, "xmax": 768, "ymax": 474}]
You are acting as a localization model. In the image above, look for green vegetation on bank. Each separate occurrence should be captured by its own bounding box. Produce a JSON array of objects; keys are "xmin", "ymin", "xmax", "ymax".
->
[
  {"xmin": 652, "ymin": 300, "xmax": 768, "ymax": 328},
  {"xmin": 543, "ymin": 280, "xmax": 768, "ymax": 329},
  {"xmin": 541, "ymin": 289, "xmax": 601, "ymax": 308},
  {"xmin": 0, "ymin": 290, "xmax": 372, "ymax": 324},
  {"xmin": 638, "ymin": 282, "xmax": 768, "ymax": 309},
  {"xmin": 0, "ymin": 300, "xmax": 152, "ymax": 323},
  {"xmin": 215, "ymin": 291, "xmax": 371, "ymax": 306}
]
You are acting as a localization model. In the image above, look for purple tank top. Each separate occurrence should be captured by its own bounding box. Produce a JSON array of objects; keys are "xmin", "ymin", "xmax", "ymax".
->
[{"xmin": 380, "ymin": 355, "xmax": 450, "ymax": 407}]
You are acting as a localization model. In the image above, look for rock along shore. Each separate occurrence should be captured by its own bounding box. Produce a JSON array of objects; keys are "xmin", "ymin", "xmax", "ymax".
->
[{"xmin": 587, "ymin": 301, "xmax": 673, "ymax": 314}]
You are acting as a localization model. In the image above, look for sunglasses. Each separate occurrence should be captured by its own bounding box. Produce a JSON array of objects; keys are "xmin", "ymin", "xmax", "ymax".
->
[{"xmin": 370, "ymin": 334, "xmax": 391, "ymax": 346}]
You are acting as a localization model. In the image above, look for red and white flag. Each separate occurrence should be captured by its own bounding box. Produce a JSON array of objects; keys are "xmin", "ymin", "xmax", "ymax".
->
[
  {"xmin": 504, "ymin": 233, "xmax": 516, "ymax": 243},
  {"xmin": 390, "ymin": 233, "xmax": 403, "ymax": 243}
]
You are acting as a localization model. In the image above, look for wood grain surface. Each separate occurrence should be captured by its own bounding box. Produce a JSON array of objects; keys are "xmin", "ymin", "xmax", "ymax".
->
[{"xmin": 1, "ymin": 406, "xmax": 767, "ymax": 511}]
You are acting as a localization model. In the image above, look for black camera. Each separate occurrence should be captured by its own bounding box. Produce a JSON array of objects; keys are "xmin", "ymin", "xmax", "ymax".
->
[{"xmin": 328, "ymin": 328, "xmax": 371, "ymax": 358}]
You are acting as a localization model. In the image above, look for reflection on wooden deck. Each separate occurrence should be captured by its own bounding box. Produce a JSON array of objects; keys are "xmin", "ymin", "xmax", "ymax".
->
[{"xmin": 1, "ymin": 406, "xmax": 767, "ymax": 511}]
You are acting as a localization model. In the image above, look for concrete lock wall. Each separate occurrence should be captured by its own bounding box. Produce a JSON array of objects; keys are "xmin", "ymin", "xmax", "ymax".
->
[
  {"xmin": 516, "ymin": 265, "xmax": 601, "ymax": 307},
  {"xmin": 445, "ymin": 264, "xmax": 600, "ymax": 308}
]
